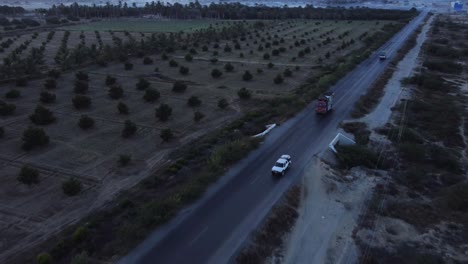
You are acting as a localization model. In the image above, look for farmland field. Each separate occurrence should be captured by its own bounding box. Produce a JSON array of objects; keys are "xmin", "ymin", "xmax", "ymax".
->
[
  {"xmin": 0, "ymin": 18, "xmax": 403, "ymax": 262},
  {"xmin": 63, "ymin": 19, "xmax": 234, "ymax": 32}
]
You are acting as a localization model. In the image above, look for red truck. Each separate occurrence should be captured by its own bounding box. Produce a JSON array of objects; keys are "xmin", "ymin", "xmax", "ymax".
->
[{"xmin": 315, "ymin": 92, "xmax": 334, "ymax": 114}]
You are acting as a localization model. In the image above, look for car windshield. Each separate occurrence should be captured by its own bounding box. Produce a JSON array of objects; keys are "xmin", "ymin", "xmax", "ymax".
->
[{"xmin": 275, "ymin": 162, "xmax": 284, "ymax": 167}]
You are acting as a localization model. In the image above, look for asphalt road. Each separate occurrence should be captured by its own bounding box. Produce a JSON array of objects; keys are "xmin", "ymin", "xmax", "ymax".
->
[{"xmin": 119, "ymin": 11, "xmax": 427, "ymax": 264}]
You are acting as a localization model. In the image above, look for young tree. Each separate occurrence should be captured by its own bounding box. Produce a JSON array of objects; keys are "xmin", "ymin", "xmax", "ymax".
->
[
  {"xmin": 36, "ymin": 252, "xmax": 53, "ymax": 264},
  {"xmin": 143, "ymin": 88, "xmax": 160, "ymax": 102},
  {"xmin": 268, "ymin": 62, "xmax": 274, "ymax": 69},
  {"xmin": 5, "ymin": 89, "xmax": 20, "ymax": 99},
  {"xmin": 72, "ymin": 95, "xmax": 91, "ymax": 109},
  {"xmin": 30, "ymin": 105, "xmax": 56, "ymax": 125},
  {"xmin": 242, "ymin": 71, "xmax": 253, "ymax": 81},
  {"xmin": 193, "ymin": 111, "xmax": 205, "ymax": 122},
  {"xmin": 118, "ymin": 154, "xmax": 131, "ymax": 166},
  {"xmin": 124, "ymin": 62, "xmax": 133, "ymax": 70},
  {"xmin": 15, "ymin": 77, "xmax": 28, "ymax": 87},
  {"xmin": 169, "ymin": 59, "xmax": 178, "ymax": 67},
  {"xmin": 224, "ymin": 62, "xmax": 234, "ymax": 72},
  {"xmin": 284, "ymin": 68, "xmax": 292, "ymax": 77},
  {"xmin": 179, "ymin": 66, "xmax": 190, "ymax": 75},
  {"xmin": 62, "ymin": 178, "xmax": 82, "ymax": 196},
  {"xmin": 74, "ymin": 80, "xmax": 88, "ymax": 94},
  {"xmin": 117, "ymin": 101, "xmax": 129, "ymax": 114},
  {"xmin": 155, "ymin": 104, "xmax": 172, "ymax": 121},
  {"xmin": 0, "ymin": 100, "xmax": 16, "ymax": 116},
  {"xmin": 274, "ymin": 74, "xmax": 284, "ymax": 84},
  {"xmin": 40, "ymin": 91, "xmax": 56, "ymax": 104},
  {"xmin": 122, "ymin": 120, "xmax": 137, "ymax": 138},
  {"xmin": 17, "ymin": 166, "xmax": 40, "ymax": 186},
  {"xmin": 218, "ymin": 98, "xmax": 229, "ymax": 109},
  {"xmin": 172, "ymin": 81, "xmax": 187, "ymax": 93},
  {"xmin": 211, "ymin": 68, "xmax": 223, "ymax": 78},
  {"xmin": 160, "ymin": 128, "xmax": 173, "ymax": 142},
  {"xmin": 136, "ymin": 78, "xmax": 150, "ymax": 90},
  {"xmin": 75, "ymin": 71, "xmax": 88, "ymax": 81},
  {"xmin": 105, "ymin": 75, "xmax": 116, "ymax": 86},
  {"xmin": 238, "ymin": 87, "xmax": 251, "ymax": 99},
  {"xmin": 48, "ymin": 69, "xmax": 61, "ymax": 79},
  {"xmin": 108, "ymin": 85, "xmax": 124, "ymax": 99},
  {"xmin": 187, "ymin": 96, "xmax": 201, "ymax": 107},
  {"xmin": 44, "ymin": 79, "xmax": 57, "ymax": 89},
  {"xmin": 78, "ymin": 115, "xmax": 94, "ymax": 129},
  {"xmin": 184, "ymin": 54, "xmax": 193, "ymax": 62},
  {"xmin": 143, "ymin": 56, "xmax": 153, "ymax": 65},
  {"xmin": 22, "ymin": 127, "xmax": 49, "ymax": 150},
  {"xmin": 0, "ymin": 127, "xmax": 4, "ymax": 138}
]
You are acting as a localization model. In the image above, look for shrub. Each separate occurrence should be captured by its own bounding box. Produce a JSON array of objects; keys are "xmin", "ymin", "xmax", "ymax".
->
[
  {"xmin": 22, "ymin": 127, "xmax": 49, "ymax": 150},
  {"xmin": 105, "ymin": 75, "xmax": 116, "ymax": 86},
  {"xmin": 156, "ymin": 104, "xmax": 172, "ymax": 121},
  {"xmin": 78, "ymin": 115, "xmax": 94, "ymax": 129},
  {"xmin": 71, "ymin": 251, "xmax": 89, "ymax": 264},
  {"xmin": 124, "ymin": 62, "xmax": 133, "ymax": 70},
  {"xmin": 74, "ymin": 80, "xmax": 88, "ymax": 94},
  {"xmin": 210, "ymin": 58, "xmax": 218, "ymax": 64},
  {"xmin": 263, "ymin": 53, "xmax": 270, "ymax": 60},
  {"xmin": 40, "ymin": 91, "xmax": 56, "ymax": 104},
  {"xmin": 143, "ymin": 88, "xmax": 160, "ymax": 102},
  {"xmin": 44, "ymin": 79, "xmax": 57, "ymax": 89},
  {"xmin": 335, "ymin": 145, "xmax": 380, "ymax": 169},
  {"xmin": 72, "ymin": 226, "xmax": 88, "ymax": 243},
  {"xmin": 184, "ymin": 54, "xmax": 193, "ymax": 62},
  {"xmin": 17, "ymin": 166, "xmax": 40, "ymax": 186},
  {"xmin": 423, "ymin": 59, "xmax": 462, "ymax": 74},
  {"xmin": 284, "ymin": 68, "xmax": 292, "ymax": 77},
  {"xmin": 238, "ymin": 87, "xmax": 251, "ymax": 99},
  {"xmin": 194, "ymin": 111, "xmax": 205, "ymax": 122},
  {"xmin": 15, "ymin": 77, "xmax": 28, "ymax": 87},
  {"xmin": 218, "ymin": 98, "xmax": 228, "ymax": 109},
  {"xmin": 36, "ymin": 252, "xmax": 53, "ymax": 264},
  {"xmin": 187, "ymin": 96, "xmax": 201, "ymax": 107},
  {"xmin": 160, "ymin": 128, "xmax": 173, "ymax": 142},
  {"xmin": 75, "ymin": 71, "xmax": 88, "ymax": 81},
  {"xmin": 161, "ymin": 53, "xmax": 169, "ymax": 60},
  {"xmin": 211, "ymin": 68, "xmax": 223, "ymax": 78},
  {"xmin": 136, "ymin": 78, "xmax": 150, "ymax": 90},
  {"xmin": 0, "ymin": 127, "xmax": 3, "ymax": 138},
  {"xmin": 169, "ymin": 59, "xmax": 178, "ymax": 67},
  {"xmin": 117, "ymin": 101, "xmax": 129, "ymax": 114},
  {"xmin": 122, "ymin": 120, "xmax": 137, "ymax": 138},
  {"xmin": 108, "ymin": 85, "xmax": 124, "ymax": 99},
  {"xmin": 72, "ymin": 95, "xmax": 91, "ymax": 109},
  {"xmin": 224, "ymin": 62, "xmax": 234, "ymax": 72},
  {"xmin": 268, "ymin": 62, "xmax": 274, "ymax": 68},
  {"xmin": 179, "ymin": 66, "xmax": 190, "ymax": 75},
  {"xmin": 242, "ymin": 71, "xmax": 253, "ymax": 81},
  {"xmin": 48, "ymin": 69, "xmax": 61, "ymax": 79},
  {"xmin": 118, "ymin": 154, "xmax": 131, "ymax": 166},
  {"xmin": 274, "ymin": 74, "xmax": 284, "ymax": 84},
  {"xmin": 172, "ymin": 81, "xmax": 187, "ymax": 93},
  {"xmin": 5, "ymin": 89, "xmax": 20, "ymax": 99},
  {"xmin": 143, "ymin": 56, "xmax": 153, "ymax": 65},
  {"xmin": 0, "ymin": 100, "xmax": 16, "ymax": 116},
  {"xmin": 443, "ymin": 182, "xmax": 468, "ymax": 211},
  {"xmin": 30, "ymin": 105, "xmax": 56, "ymax": 125}
]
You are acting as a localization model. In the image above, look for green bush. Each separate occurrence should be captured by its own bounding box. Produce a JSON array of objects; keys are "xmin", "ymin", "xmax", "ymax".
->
[
  {"xmin": 118, "ymin": 154, "xmax": 132, "ymax": 166},
  {"xmin": 71, "ymin": 251, "xmax": 89, "ymax": 264},
  {"xmin": 105, "ymin": 75, "xmax": 116, "ymax": 86},
  {"xmin": 124, "ymin": 62, "xmax": 133, "ymax": 70},
  {"xmin": 184, "ymin": 54, "xmax": 193, "ymax": 62},
  {"xmin": 39, "ymin": 91, "xmax": 56, "ymax": 104},
  {"xmin": 30, "ymin": 105, "xmax": 56, "ymax": 125},
  {"xmin": 172, "ymin": 81, "xmax": 187, "ymax": 93},
  {"xmin": 136, "ymin": 78, "xmax": 150, "ymax": 90},
  {"xmin": 400, "ymin": 143, "xmax": 427, "ymax": 163},
  {"xmin": 0, "ymin": 127, "xmax": 4, "ymax": 138},
  {"xmin": 117, "ymin": 101, "xmax": 129, "ymax": 114},
  {"xmin": 211, "ymin": 68, "xmax": 223, "ymax": 78},
  {"xmin": 242, "ymin": 70, "xmax": 253, "ymax": 81},
  {"xmin": 48, "ymin": 69, "xmax": 61, "ymax": 79},
  {"xmin": 169, "ymin": 59, "xmax": 178, "ymax": 67},
  {"xmin": 78, "ymin": 115, "xmax": 94, "ymax": 130},
  {"xmin": 208, "ymin": 138, "xmax": 260, "ymax": 173},
  {"xmin": 441, "ymin": 182, "xmax": 468, "ymax": 211},
  {"xmin": 187, "ymin": 96, "xmax": 201, "ymax": 107},
  {"xmin": 423, "ymin": 59, "xmax": 462, "ymax": 74},
  {"xmin": 179, "ymin": 66, "xmax": 190, "ymax": 75},
  {"xmin": 143, "ymin": 56, "xmax": 153, "ymax": 65},
  {"xmin": 5, "ymin": 89, "xmax": 20, "ymax": 99},
  {"xmin": 224, "ymin": 62, "xmax": 234, "ymax": 72},
  {"xmin": 155, "ymin": 104, "xmax": 172, "ymax": 121},
  {"xmin": 22, "ymin": 127, "xmax": 49, "ymax": 150},
  {"xmin": 108, "ymin": 85, "xmax": 124, "ymax": 99},
  {"xmin": 18, "ymin": 166, "xmax": 40, "ymax": 186},
  {"xmin": 74, "ymin": 80, "xmax": 88, "ymax": 94},
  {"xmin": 0, "ymin": 100, "xmax": 16, "ymax": 116},
  {"xmin": 238, "ymin": 87, "xmax": 251, "ymax": 99},
  {"xmin": 72, "ymin": 226, "xmax": 88, "ymax": 243},
  {"xmin": 143, "ymin": 88, "xmax": 160, "ymax": 102},
  {"xmin": 36, "ymin": 252, "xmax": 53, "ymax": 264},
  {"xmin": 122, "ymin": 120, "xmax": 137, "ymax": 138},
  {"xmin": 284, "ymin": 68, "xmax": 292, "ymax": 77},
  {"xmin": 62, "ymin": 178, "xmax": 82, "ymax": 196},
  {"xmin": 160, "ymin": 128, "xmax": 173, "ymax": 142},
  {"xmin": 218, "ymin": 98, "xmax": 228, "ymax": 109},
  {"xmin": 75, "ymin": 71, "xmax": 88, "ymax": 81},
  {"xmin": 44, "ymin": 79, "xmax": 57, "ymax": 89},
  {"xmin": 274, "ymin": 74, "xmax": 284, "ymax": 84},
  {"xmin": 72, "ymin": 95, "xmax": 91, "ymax": 109},
  {"xmin": 194, "ymin": 111, "xmax": 205, "ymax": 122},
  {"xmin": 335, "ymin": 145, "xmax": 380, "ymax": 169}
]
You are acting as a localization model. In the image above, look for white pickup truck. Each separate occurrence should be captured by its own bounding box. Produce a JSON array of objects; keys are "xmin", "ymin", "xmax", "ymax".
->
[{"xmin": 271, "ymin": 155, "xmax": 291, "ymax": 176}]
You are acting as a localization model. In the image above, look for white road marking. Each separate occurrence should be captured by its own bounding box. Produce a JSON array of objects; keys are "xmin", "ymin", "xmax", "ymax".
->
[{"xmin": 188, "ymin": 226, "xmax": 208, "ymax": 246}]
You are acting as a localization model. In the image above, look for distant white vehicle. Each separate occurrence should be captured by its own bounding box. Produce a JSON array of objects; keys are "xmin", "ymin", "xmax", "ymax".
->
[
  {"xmin": 271, "ymin": 155, "xmax": 291, "ymax": 176},
  {"xmin": 379, "ymin": 51, "xmax": 387, "ymax": 60}
]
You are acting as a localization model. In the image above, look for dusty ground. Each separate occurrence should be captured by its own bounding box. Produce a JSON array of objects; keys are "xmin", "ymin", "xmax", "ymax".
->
[{"xmin": 0, "ymin": 19, "xmax": 393, "ymax": 261}]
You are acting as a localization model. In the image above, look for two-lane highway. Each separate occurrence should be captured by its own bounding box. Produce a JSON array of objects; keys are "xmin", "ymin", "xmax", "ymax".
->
[{"xmin": 119, "ymin": 10, "xmax": 428, "ymax": 264}]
